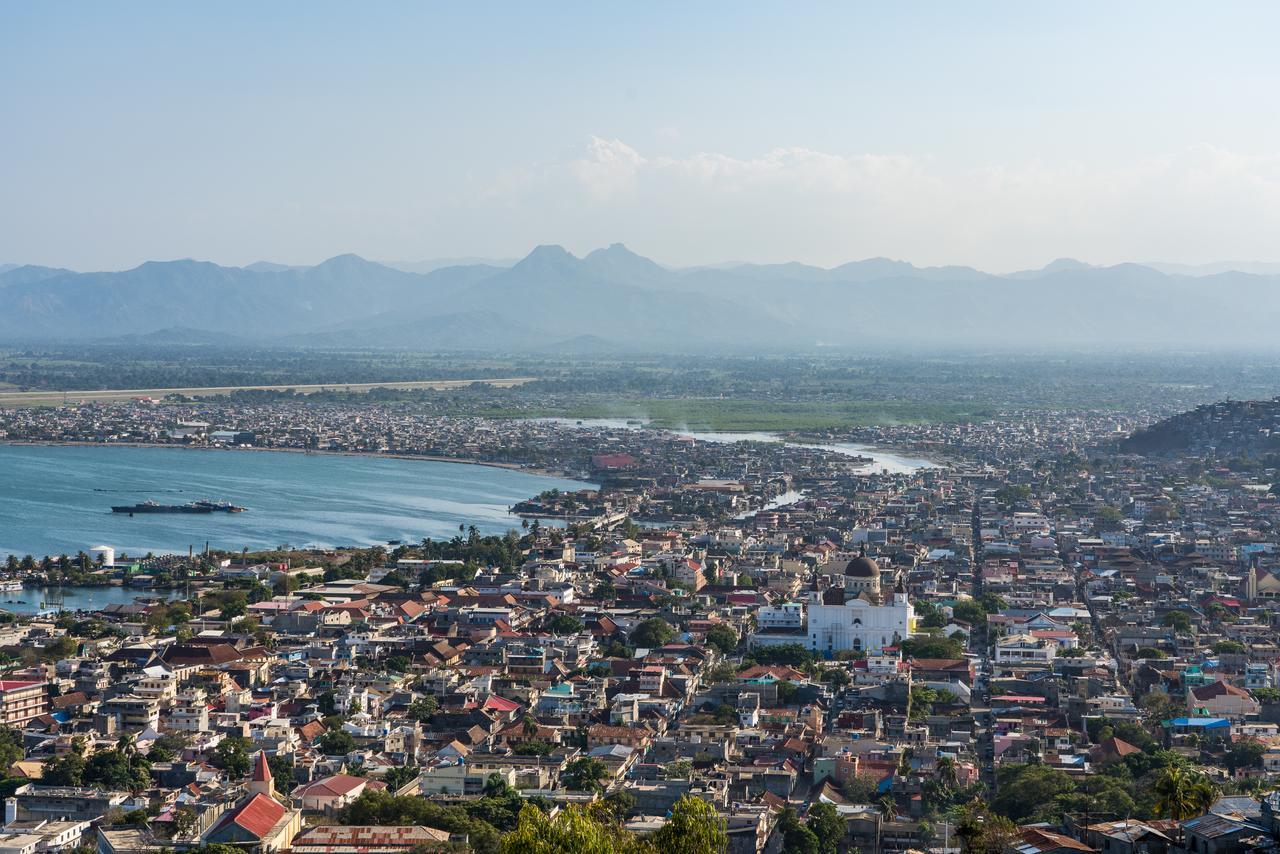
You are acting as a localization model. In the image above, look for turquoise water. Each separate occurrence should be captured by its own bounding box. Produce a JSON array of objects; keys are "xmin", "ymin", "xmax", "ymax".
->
[
  {"xmin": 0, "ymin": 586, "xmax": 182, "ymax": 616},
  {"xmin": 0, "ymin": 445, "xmax": 593, "ymax": 559}
]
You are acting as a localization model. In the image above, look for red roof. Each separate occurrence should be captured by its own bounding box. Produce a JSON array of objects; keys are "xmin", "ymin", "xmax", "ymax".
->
[
  {"xmin": 252, "ymin": 749, "xmax": 272, "ymax": 783},
  {"xmin": 0, "ymin": 681, "xmax": 41, "ymax": 691},
  {"xmin": 213, "ymin": 792, "xmax": 285, "ymax": 840},
  {"xmin": 483, "ymin": 695, "xmax": 520, "ymax": 713}
]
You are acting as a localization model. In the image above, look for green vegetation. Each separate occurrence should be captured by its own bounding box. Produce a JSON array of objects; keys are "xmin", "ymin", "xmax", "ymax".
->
[
  {"xmin": 630, "ymin": 618, "xmax": 676, "ymax": 649},
  {"xmin": 984, "ymin": 750, "xmax": 1218, "ymax": 825},
  {"xmin": 743, "ymin": 643, "xmax": 814, "ymax": 668},
  {"xmin": 498, "ymin": 795, "xmax": 724, "ymax": 854},
  {"xmin": 560, "ymin": 757, "xmax": 610, "ymax": 792},
  {"xmin": 337, "ymin": 781, "xmax": 525, "ymax": 854},
  {"xmin": 703, "ymin": 623, "xmax": 738, "ymax": 654},
  {"xmin": 898, "ymin": 635, "xmax": 965, "ymax": 659}
]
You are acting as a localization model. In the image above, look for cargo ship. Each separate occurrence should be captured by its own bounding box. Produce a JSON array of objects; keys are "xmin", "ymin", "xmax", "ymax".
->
[{"xmin": 111, "ymin": 500, "xmax": 246, "ymax": 515}]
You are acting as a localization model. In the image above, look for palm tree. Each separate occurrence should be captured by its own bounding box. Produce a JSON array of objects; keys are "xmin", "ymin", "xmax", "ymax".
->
[
  {"xmin": 937, "ymin": 756, "xmax": 958, "ymax": 791},
  {"xmin": 1153, "ymin": 766, "xmax": 1217, "ymax": 820},
  {"xmin": 522, "ymin": 714, "xmax": 538, "ymax": 737},
  {"xmin": 878, "ymin": 795, "xmax": 896, "ymax": 820}
]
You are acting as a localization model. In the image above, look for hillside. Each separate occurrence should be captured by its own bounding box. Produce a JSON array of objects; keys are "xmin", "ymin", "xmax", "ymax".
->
[
  {"xmin": 5, "ymin": 245, "xmax": 1280, "ymax": 351},
  {"xmin": 1121, "ymin": 398, "xmax": 1280, "ymax": 456}
]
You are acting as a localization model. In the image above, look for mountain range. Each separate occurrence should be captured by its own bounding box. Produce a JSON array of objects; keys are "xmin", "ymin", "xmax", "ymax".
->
[{"xmin": 1, "ymin": 245, "xmax": 1278, "ymax": 351}]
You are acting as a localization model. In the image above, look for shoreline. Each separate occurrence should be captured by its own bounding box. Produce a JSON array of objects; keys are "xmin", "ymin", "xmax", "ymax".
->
[{"xmin": 0, "ymin": 439, "xmax": 587, "ymax": 482}]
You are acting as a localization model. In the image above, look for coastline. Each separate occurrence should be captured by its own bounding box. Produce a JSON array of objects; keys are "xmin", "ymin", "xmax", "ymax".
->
[{"xmin": 0, "ymin": 439, "xmax": 586, "ymax": 482}]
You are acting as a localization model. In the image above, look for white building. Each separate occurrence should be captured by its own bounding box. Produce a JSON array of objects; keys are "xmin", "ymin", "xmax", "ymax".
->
[
  {"xmin": 995, "ymin": 633, "xmax": 1058, "ymax": 665},
  {"xmin": 805, "ymin": 589, "xmax": 913, "ymax": 655},
  {"xmin": 757, "ymin": 603, "xmax": 804, "ymax": 631},
  {"xmin": 753, "ymin": 554, "xmax": 913, "ymax": 655}
]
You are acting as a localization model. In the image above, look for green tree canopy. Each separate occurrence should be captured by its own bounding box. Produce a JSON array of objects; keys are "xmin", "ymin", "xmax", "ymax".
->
[{"xmin": 631, "ymin": 618, "xmax": 676, "ymax": 649}]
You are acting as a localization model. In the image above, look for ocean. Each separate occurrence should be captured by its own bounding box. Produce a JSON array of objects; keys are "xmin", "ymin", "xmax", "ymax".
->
[{"xmin": 0, "ymin": 444, "xmax": 594, "ymax": 560}]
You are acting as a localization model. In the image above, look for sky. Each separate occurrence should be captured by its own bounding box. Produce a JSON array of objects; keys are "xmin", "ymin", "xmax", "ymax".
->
[{"xmin": 5, "ymin": 2, "xmax": 1280, "ymax": 272}]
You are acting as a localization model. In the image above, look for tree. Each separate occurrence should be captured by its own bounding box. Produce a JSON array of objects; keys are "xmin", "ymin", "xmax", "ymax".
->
[
  {"xmin": 899, "ymin": 635, "xmax": 965, "ymax": 659},
  {"xmin": 267, "ymin": 753, "xmax": 294, "ymax": 790},
  {"xmin": 213, "ymin": 736, "xmax": 251, "ymax": 777},
  {"xmin": 631, "ymin": 618, "xmax": 676, "ymax": 649},
  {"xmin": 663, "ymin": 759, "xmax": 693, "ymax": 780},
  {"xmin": 777, "ymin": 806, "xmax": 820, "ymax": 854},
  {"xmin": 764, "ymin": 677, "xmax": 796, "ymax": 705},
  {"xmin": 602, "ymin": 789, "xmax": 636, "ymax": 821},
  {"xmin": 0, "ymin": 725, "xmax": 23, "ymax": 772},
  {"xmin": 704, "ymin": 623, "xmax": 738, "ymax": 655},
  {"xmin": 951, "ymin": 599, "xmax": 987, "ymax": 628},
  {"xmin": 172, "ymin": 806, "xmax": 200, "ymax": 839},
  {"xmin": 990, "ymin": 764, "xmax": 1076, "ymax": 822},
  {"xmin": 1153, "ymin": 766, "xmax": 1217, "ymax": 820},
  {"xmin": 937, "ymin": 756, "xmax": 959, "ymax": 791},
  {"xmin": 337, "ymin": 790, "xmax": 503, "ymax": 852},
  {"xmin": 1225, "ymin": 738, "xmax": 1267, "ymax": 774},
  {"xmin": 841, "ymin": 774, "xmax": 879, "ymax": 803},
  {"xmin": 806, "ymin": 801, "xmax": 846, "ymax": 854},
  {"xmin": 218, "ymin": 593, "xmax": 248, "ymax": 621},
  {"xmin": 316, "ymin": 730, "xmax": 357, "ymax": 756},
  {"xmin": 1140, "ymin": 688, "xmax": 1184, "ymax": 726},
  {"xmin": 561, "ymin": 757, "xmax": 609, "ymax": 792},
  {"xmin": 748, "ymin": 643, "xmax": 814, "ymax": 667},
  {"xmin": 704, "ymin": 662, "xmax": 738, "ymax": 684},
  {"xmin": 499, "ymin": 803, "xmax": 648, "ymax": 854},
  {"xmin": 548, "ymin": 614, "xmax": 585, "ymax": 635},
  {"xmin": 41, "ymin": 750, "xmax": 86, "ymax": 786},
  {"xmin": 382, "ymin": 655, "xmax": 412, "ymax": 673},
  {"xmin": 84, "ymin": 748, "xmax": 151, "ymax": 792},
  {"xmin": 956, "ymin": 800, "xmax": 1018, "ymax": 854},
  {"xmin": 381, "ymin": 765, "xmax": 418, "ymax": 792},
  {"xmin": 406, "ymin": 695, "xmax": 438, "ymax": 723},
  {"xmin": 651, "ymin": 795, "xmax": 728, "ymax": 854},
  {"xmin": 1161, "ymin": 611, "xmax": 1192, "ymax": 633}
]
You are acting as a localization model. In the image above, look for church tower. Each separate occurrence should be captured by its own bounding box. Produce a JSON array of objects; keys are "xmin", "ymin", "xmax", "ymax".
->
[{"xmin": 249, "ymin": 749, "xmax": 274, "ymax": 799}]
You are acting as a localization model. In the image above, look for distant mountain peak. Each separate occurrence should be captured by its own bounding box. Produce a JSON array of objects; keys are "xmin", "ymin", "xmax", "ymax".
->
[
  {"xmin": 522, "ymin": 244, "xmax": 576, "ymax": 261},
  {"xmin": 583, "ymin": 243, "xmax": 666, "ymax": 278},
  {"xmin": 314, "ymin": 253, "xmax": 374, "ymax": 268},
  {"xmin": 1042, "ymin": 257, "xmax": 1092, "ymax": 271},
  {"xmin": 512, "ymin": 244, "xmax": 580, "ymax": 274},
  {"xmin": 587, "ymin": 242, "xmax": 637, "ymax": 258}
]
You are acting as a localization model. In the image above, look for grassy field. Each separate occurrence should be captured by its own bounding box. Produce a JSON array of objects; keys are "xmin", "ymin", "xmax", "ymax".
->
[{"xmin": 0, "ymin": 377, "xmax": 535, "ymax": 407}]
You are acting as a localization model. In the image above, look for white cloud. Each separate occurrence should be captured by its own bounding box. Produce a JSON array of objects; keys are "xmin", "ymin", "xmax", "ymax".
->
[{"xmin": 479, "ymin": 138, "xmax": 1280, "ymax": 271}]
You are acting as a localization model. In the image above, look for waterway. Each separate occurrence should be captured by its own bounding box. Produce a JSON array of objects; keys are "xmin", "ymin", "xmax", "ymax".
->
[
  {"xmin": 534, "ymin": 418, "xmax": 938, "ymax": 474},
  {"xmin": 0, "ymin": 445, "xmax": 594, "ymax": 560}
]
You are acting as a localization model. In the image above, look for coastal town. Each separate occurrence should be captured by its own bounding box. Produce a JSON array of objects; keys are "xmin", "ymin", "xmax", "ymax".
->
[{"xmin": 0, "ymin": 395, "xmax": 1276, "ymax": 853}]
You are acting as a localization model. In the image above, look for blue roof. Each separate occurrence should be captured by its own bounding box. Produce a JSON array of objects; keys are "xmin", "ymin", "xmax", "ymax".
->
[{"xmin": 1167, "ymin": 717, "xmax": 1231, "ymax": 728}]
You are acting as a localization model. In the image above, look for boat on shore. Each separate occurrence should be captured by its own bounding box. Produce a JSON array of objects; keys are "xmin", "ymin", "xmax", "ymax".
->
[{"xmin": 111, "ymin": 500, "xmax": 246, "ymax": 515}]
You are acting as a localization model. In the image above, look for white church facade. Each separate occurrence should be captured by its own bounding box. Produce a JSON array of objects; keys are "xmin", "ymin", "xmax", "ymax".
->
[{"xmin": 750, "ymin": 551, "xmax": 915, "ymax": 656}]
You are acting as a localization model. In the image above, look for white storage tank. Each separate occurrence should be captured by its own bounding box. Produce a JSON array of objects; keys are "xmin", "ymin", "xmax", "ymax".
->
[{"xmin": 89, "ymin": 545, "xmax": 115, "ymax": 567}]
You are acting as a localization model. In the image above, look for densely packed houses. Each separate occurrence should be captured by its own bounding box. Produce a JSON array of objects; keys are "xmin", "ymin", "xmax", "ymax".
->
[{"xmin": 1, "ymin": 398, "xmax": 1280, "ymax": 853}]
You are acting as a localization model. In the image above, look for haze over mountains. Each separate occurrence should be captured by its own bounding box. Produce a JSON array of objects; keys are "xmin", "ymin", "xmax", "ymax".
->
[{"xmin": 1, "ymin": 246, "xmax": 1277, "ymax": 352}]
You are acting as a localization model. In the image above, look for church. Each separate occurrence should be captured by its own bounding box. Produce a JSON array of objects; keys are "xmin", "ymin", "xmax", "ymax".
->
[{"xmin": 753, "ymin": 549, "xmax": 915, "ymax": 656}]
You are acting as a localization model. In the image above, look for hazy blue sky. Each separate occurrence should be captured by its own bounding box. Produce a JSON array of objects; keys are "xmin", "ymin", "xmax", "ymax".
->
[{"xmin": 5, "ymin": 2, "xmax": 1280, "ymax": 271}]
